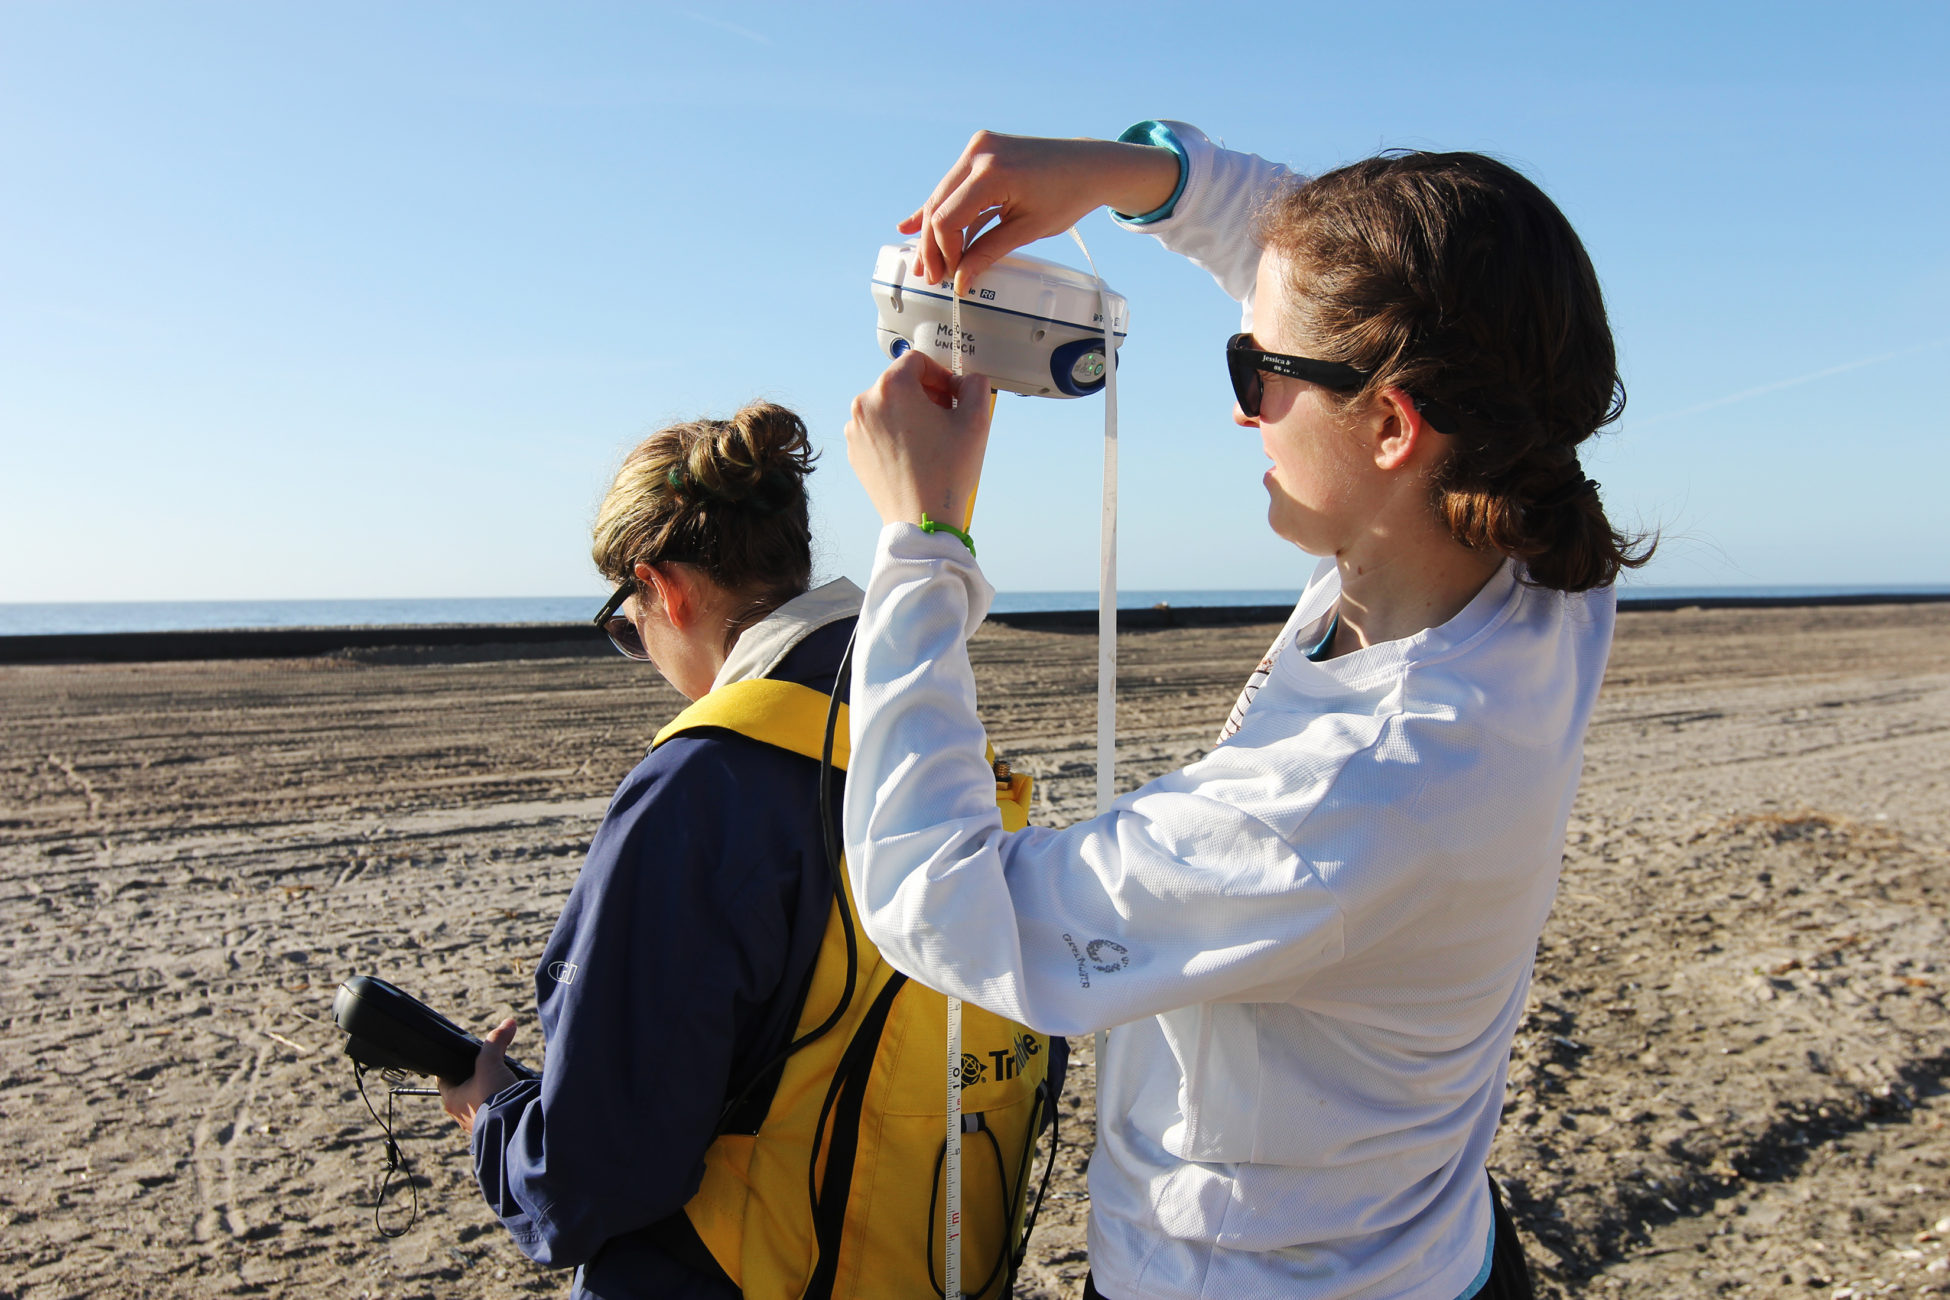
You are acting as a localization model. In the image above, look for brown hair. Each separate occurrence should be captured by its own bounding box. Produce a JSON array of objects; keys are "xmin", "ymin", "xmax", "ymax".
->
[
  {"xmin": 1258, "ymin": 151, "xmax": 1652, "ymax": 592},
  {"xmin": 591, "ymin": 401, "xmax": 817, "ymax": 644}
]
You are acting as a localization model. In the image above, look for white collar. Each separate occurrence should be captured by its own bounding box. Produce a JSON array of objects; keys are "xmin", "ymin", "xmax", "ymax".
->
[
  {"xmin": 1275, "ymin": 557, "xmax": 1521, "ymax": 691},
  {"xmin": 710, "ymin": 576, "xmax": 863, "ymax": 692}
]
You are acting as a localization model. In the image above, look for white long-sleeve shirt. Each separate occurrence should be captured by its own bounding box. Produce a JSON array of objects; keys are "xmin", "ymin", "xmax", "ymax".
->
[{"xmin": 845, "ymin": 124, "xmax": 1616, "ymax": 1300}]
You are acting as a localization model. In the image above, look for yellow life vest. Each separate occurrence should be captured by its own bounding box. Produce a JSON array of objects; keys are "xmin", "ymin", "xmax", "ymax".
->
[{"xmin": 651, "ymin": 678, "xmax": 1051, "ymax": 1300}]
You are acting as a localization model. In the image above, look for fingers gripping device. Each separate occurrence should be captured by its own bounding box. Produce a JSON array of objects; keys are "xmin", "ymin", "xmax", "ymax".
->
[
  {"xmin": 328, "ymin": 975, "xmax": 540, "ymax": 1237},
  {"xmin": 332, "ymin": 975, "xmax": 538, "ymax": 1083},
  {"xmin": 872, "ymin": 239, "xmax": 1128, "ymax": 397}
]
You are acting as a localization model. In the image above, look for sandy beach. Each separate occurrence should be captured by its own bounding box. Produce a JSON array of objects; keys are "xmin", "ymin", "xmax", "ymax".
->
[{"xmin": 3, "ymin": 601, "xmax": 1948, "ymax": 1299}]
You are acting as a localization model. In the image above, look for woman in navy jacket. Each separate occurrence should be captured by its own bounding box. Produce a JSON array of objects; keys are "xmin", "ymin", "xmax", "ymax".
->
[{"xmin": 439, "ymin": 402, "xmax": 863, "ymax": 1299}]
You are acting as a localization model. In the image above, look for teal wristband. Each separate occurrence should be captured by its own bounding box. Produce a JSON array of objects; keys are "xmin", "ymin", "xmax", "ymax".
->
[
  {"xmin": 918, "ymin": 513, "xmax": 975, "ymax": 557},
  {"xmin": 1111, "ymin": 120, "xmax": 1189, "ymax": 225}
]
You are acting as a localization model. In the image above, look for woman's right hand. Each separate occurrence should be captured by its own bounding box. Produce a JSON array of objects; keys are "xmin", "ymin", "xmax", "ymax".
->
[
  {"xmin": 846, "ymin": 350, "xmax": 992, "ymax": 532},
  {"xmin": 901, "ymin": 130, "xmax": 1180, "ymax": 294}
]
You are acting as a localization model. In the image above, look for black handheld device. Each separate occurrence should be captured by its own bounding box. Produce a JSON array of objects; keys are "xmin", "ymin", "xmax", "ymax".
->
[{"xmin": 332, "ymin": 975, "xmax": 539, "ymax": 1083}]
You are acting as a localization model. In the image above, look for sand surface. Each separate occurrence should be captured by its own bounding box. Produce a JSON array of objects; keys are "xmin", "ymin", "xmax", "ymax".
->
[{"xmin": 3, "ymin": 602, "xmax": 1948, "ymax": 1298}]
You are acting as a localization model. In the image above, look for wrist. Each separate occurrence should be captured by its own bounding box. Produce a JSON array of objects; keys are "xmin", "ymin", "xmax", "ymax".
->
[
  {"xmin": 918, "ymin": 513, "xmax": 976, "ymax": 556},
  {"xmin": 874, "ymin": 485, "xmax": 975, "ymax": 534},
  {"xmin": 1103, "ymin": 129, "xmax": 1185, "ymax": 223}
]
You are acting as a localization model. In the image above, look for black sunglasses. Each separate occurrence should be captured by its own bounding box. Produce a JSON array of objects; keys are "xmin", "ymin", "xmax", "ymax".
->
[
  {"xmin": 593, "ymin": 576, "xmax": 651, "ymax": 661},
  {"xmin": 1225, "ymin": 333, "xmax": 1370, "ymax": 418}
]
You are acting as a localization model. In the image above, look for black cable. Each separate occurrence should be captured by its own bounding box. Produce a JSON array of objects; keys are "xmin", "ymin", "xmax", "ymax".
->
[
  {"xmin": 815, "ymin": 628, "xmax": 859, "ymax": 1044},
  {"xmin": 805, "ymin": 1032, "xmax": 851, "ymax": 1215},
  {"xmin": 354, "ymin": 1063, "xmax": 421, "ymax": 1238},
  {"xmin": 713, "ymin": 626, "xmax": 862, "ymax": 1133},
  {"xmin": 806, "ymin": 627, "xmax": 863, "ymax": 1226},
  {"xmin": 976, "ymin": 1124, "xmax": 1011, "ymax": 1300},
  {"xmin": 927, "ymin": 1139, "xmax": 945, "ymax": 1296},
  {"xmin": 1007, "ymin": 1081, "xmax": 1061, "ymax": 1294},
  {"xmin": 925, "ymin": 1118, "xmax": 1014, "ymax": 1300}
]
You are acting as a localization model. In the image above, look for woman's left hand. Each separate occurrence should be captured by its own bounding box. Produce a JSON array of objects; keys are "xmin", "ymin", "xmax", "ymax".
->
[{"xmin": 846, "ymin": 351, "xmax": 993, "ymax": 531}]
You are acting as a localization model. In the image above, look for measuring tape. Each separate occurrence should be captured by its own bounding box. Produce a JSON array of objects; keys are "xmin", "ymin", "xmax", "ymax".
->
[
  {"xmin": 939, "ymin": 227, "xmax": 1119, "ymax": 1300},
  {"xmin": 1068, "ymin": 228, "xmax": 1120, "ymax": 1104},
  {"xmin": 945, "ymin": 284, "xmax": 966, "ymax": 1300},
  {"xmin": 1064, "ymin": 226, "xmax": 1119, "ymax": 822}
]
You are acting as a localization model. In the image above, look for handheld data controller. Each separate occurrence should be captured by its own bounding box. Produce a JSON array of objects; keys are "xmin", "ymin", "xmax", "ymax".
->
[
  {"xmin": 871, "ymin": 238, "xmax": 1128, "ymax": 398},
  {"xmin": 331, "ymin": 975, "xmax": 538, "ymax": 1083}
]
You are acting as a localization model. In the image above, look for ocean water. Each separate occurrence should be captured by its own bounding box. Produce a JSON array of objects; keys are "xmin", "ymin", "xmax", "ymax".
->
[
  {"xmin": 2, "ymin": 584, "xmax": 1946, "ymax": 637},
  {"xmin": 0, "ymin": 590, "xmax": 1300, "ymax": 636}
]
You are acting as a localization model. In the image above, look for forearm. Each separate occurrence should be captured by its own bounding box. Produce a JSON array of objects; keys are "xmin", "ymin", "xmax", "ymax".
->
[
  {"xmin": 469, "ymin": 1079, "xmax": 573, "ymax": 1263},
  {"xmin": 1078, "ymin": 137, "xmax": 1182, "ymax": 223},
  {"xmin": 1111, "ymin": 121, "xmax": 1304, "ymax": 326}
]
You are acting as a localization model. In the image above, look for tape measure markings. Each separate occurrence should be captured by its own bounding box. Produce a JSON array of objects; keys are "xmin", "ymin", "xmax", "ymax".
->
[{"xmin": 945, "ymin": 267, "xmax": 965, "ymax": 1300}]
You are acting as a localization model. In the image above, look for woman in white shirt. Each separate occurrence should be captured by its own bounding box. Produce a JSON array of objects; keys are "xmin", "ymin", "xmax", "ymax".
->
[{"xmin": 841, "ymin": 123, "xmax": 1649, "ymax": 1300}]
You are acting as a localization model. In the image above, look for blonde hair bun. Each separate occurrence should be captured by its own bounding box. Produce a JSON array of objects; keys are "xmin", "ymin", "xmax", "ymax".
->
[
  {"xmin": 591, "ymin": 402, "xmax": 819, "ymax": 626},
  {"xmin": 667, "ymin": 403, "xmax": 816, "ymax": 514}
]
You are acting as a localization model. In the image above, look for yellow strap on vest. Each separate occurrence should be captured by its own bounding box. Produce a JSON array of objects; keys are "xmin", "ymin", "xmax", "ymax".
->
[
  {"xmin": 652, "ymin": 682, "xmax": 1018, "ymax": 816},
  {"xmin": 647, "ymin": 673, "xmax": 1042, "ymax": 1299},
  {"xmin": 653, "ymin": 679, "xmax": 850, "ymax": 770}
]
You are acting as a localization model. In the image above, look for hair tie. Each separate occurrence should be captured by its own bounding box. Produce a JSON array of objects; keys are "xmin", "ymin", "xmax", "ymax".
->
[
  {"xmin": 668, "ymin": 464, "xmax": 733, "ymax": 506},
  {"xmin": 670, "ymin": 461, "xmax": 799, "ymax": 513},
  {"xmin": 1531, "ymin": 474, "xmax": 1600, "ymax": 511}
]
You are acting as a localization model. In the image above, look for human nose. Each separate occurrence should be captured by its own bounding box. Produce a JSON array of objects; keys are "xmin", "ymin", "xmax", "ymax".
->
[{"xmin": 1233, "ymin": 402, "xmax": 1257, "ymax": 428}]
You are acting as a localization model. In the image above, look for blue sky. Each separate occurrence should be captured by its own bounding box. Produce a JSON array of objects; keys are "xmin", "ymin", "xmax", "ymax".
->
[{"xmin": 3, "ymin": 1, "xmax": 1945, "ymax": 603}]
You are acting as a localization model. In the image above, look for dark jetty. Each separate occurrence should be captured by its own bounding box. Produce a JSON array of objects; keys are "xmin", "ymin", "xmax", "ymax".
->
[{"xmin": 3, "ymin": 591, "xmax": 1946, "ymax": 665}]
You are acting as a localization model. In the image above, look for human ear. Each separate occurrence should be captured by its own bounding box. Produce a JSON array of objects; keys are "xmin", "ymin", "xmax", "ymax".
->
[
  {"xmin": 636, "ymin": 562, "xmax": 695, "ymax": 633},
  {"xmin": 1372, "ymin": 388, "xmax": 1434, "ymax": 471}
]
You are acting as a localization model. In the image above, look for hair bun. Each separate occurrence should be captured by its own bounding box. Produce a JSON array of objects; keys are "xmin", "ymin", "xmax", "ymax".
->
[
  {"xmin": 590, "ymin": 400, "xmax": 819, "ymax": 618},
  {"xmin": 663, "ymin": 403, "xmax": 817, "ymax": 512},
  {"xmin": 749, "ymin": 467, "xmax": 798, "ymax": 515},
  {"xmin": 708, "ymin": 402, "xmax": 815, "ymax": 509}
]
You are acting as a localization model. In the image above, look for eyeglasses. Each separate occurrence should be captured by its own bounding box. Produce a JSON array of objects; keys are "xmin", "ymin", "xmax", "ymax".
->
[
  {"xmin": 1225, "ymin": 332, "xmax": 1370, "ymax": 418},
  {"xmin": 593, "ymin": 576, "xmax": 651, "ymax": 661}
]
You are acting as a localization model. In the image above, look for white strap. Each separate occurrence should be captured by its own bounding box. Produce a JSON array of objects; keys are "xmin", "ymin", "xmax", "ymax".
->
[
  {"xmin": 945, "ymin": 274, "xmax": 965, "ymax": 1300},
  {"xmin": 1065, "ymin": 227, "xmax": 1118, "ymax": 818},
  {"xmin": 1067, "ymin": 224, "xmax": 1120, "ymax": 1118}
]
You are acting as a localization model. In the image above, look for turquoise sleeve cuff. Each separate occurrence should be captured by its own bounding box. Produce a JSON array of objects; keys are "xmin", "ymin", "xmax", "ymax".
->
[{"xmin": 1111, "ymin": 120, "xmax": 1189, "ymax": 225}]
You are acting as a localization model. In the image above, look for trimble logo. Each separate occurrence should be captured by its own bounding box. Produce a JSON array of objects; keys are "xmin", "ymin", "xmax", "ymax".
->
[{"xmin": 980, "ymin": 1033, "xmax": 1043, "ymax": 1083}]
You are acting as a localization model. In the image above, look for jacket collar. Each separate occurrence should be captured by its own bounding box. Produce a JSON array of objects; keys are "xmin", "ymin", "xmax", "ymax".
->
[{"xmin": 710, "ymin": 576, "xmax": 863, "ymax": 693}]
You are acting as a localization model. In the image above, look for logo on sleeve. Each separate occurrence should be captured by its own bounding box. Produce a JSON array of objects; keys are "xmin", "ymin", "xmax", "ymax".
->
[
  {"xmin": 547, "ymin": 961, "xmax": 580, "ymax": 985},
  {"xmin": 1086, "ymin": 939, "xmax": 1130, "ymax": 974},
  {"xmin": 1062, "ymin": 934, "xmax": 1131, "ymax": 987}
]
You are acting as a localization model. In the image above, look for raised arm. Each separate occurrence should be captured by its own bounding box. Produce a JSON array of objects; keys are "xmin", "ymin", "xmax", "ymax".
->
[
  {"xmin": 842, "ymin": 349, "xmax": 1349, "ymax": 1038},
  {"xmin": 902, "ymin": 130, "xmax": 1180, "ymax": 293},
  {"xmin": 845, "ymin": 124, "xmax": 1334, "ymax": 1035},
  {"xmin": 902, "ymin": 122, "xmax": 1302, "ymax": 328}
]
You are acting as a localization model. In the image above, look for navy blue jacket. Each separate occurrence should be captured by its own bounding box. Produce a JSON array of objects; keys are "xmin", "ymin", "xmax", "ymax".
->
[{"xmin": 471, "ymin": 619, "xmax": 854, "ymax": 1299}]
